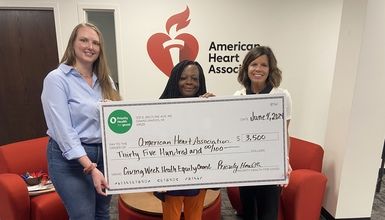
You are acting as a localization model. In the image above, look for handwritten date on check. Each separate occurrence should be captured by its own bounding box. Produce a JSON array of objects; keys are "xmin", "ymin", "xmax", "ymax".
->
[{"xmin": 100, "ymin": 94, "xmax": 288, "ymax": 194}]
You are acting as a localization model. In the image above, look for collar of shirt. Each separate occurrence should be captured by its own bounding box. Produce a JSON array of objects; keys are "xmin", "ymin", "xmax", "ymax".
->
[{"xmin": 59, "ymin": 64, "xmax": 98, "ymax": 87}]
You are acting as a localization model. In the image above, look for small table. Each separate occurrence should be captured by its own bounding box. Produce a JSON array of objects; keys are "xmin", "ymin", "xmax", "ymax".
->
[{"xmin": 120, "ymin": 190, "xmax": 220, "ymax": 216}]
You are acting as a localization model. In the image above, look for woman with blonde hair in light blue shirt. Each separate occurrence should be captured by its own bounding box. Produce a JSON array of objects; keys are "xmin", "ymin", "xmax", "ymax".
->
[{"xmin": 41, "ymin": 22, "xmax": 120, "ymax": 220}]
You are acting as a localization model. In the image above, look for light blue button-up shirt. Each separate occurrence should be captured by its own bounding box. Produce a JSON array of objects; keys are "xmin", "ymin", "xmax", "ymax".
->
[{"xmin": 41, "ymin": 63, "xmax": 103, "ymax": 160}]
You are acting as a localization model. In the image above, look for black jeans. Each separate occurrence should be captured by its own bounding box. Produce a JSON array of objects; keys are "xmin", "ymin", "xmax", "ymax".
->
[{"xmin": 239, "ymin": 185, "xmax": 281, "ymax": 220}]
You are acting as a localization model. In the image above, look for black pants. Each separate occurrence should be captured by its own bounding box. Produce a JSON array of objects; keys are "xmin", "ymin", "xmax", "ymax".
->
[{"xmin": 239, "ymin": 185, "xmax": 281, "ymax": 220}]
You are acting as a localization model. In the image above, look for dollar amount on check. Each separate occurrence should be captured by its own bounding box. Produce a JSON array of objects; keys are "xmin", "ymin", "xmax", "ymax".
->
[{"xmin": 100, "ymin": 94, "xmax": 289, "ymax": 194}]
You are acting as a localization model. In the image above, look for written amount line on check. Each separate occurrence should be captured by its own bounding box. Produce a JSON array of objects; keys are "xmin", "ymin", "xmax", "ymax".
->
[{"xmin": 108, "ymin": 132, "xmax": 279, "ymax": 161}]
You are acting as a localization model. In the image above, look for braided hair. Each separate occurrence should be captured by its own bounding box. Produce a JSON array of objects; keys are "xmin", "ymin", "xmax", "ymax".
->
[{"xmin": 160, "ymin": 60, "xmax": 207, "ymax": 99}]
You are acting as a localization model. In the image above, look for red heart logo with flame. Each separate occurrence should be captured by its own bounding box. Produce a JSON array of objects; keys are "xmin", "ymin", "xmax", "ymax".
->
[{"xmin": 147, "ymin": 7, "xmax": 199, "ymax": 77}]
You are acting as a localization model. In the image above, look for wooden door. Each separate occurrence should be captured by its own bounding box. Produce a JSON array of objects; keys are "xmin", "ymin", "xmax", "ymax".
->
[{"xmin": 0, "ymin": 9, "xmax": 58, "ymax": 145}]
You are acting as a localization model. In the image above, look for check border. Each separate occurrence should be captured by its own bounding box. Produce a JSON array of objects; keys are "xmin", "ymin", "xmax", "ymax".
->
[{"xmin": 100, "ymin": 95, "xmax": 288, "ymax": 194}]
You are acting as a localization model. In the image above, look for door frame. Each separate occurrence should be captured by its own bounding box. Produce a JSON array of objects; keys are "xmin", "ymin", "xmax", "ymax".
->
[{"xmin": 77, "ymin": 3, "xmax": 125, "ymax": 96}]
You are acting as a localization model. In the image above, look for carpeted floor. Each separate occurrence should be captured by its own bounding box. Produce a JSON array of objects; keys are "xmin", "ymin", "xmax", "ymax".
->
[
  {"xmin": 109, "ymin": 181, "xmax": 385, "ymax": 220},
  {"xmin": 371, "ymin": 176, "xmax": 385, "ymax": 220}
]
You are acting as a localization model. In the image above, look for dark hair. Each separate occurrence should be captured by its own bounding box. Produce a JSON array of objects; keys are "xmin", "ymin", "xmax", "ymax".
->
[
  {"xmin": 160, "ymin": 60, "xmax": 207, "ymax": 99},
  {"xmin": 237, "ymin": 46, "xmax": 282, "ymax": 91}
]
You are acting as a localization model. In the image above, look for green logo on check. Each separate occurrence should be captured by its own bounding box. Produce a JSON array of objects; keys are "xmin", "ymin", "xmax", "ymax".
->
[{"xmin": 108, "ymin": 110, "xmax": 132, "ymax": 134}]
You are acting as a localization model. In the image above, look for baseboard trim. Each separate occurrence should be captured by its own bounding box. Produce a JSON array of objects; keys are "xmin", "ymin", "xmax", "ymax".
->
[{"xmin": 321, "ymin": 208, "xmax": 370, "ymax": 220}]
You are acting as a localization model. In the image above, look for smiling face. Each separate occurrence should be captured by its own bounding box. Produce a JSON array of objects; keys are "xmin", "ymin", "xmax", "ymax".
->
[
  {"xmin": 74, "ymin": 26, "xmax": 100, "ymax": 66},
  {"xmin": 178, "ymin": 64, "xmax": 200, "ymax": 97},
  {"xmin": 247, "ymin": 54, "xmax": 270, "ymax": 91}
]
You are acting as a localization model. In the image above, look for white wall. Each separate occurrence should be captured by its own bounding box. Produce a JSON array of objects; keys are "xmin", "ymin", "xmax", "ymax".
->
[
  {"xmin": 77, "ymin": 0, "xmax": 342, "ymax": 146},
  {"xmin": 322, "ymin": 0, "xmax": 367, "ymax": 216},
  {"xmin": 3, "ymin": 0, "xmax": 384, "ymax": 218},
  {"xmin": 0, "ymin": 0, "xmax": 342, "ymax": 144},
  {"xmin": 324, "ymin": 0, "xmax": 385, "ymax": 218}
]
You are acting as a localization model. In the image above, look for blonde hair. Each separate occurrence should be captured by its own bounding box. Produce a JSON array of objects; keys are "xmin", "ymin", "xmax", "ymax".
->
[{"xmin": 60, "ymin": 23, "xmax": 121, "ymax": 101}]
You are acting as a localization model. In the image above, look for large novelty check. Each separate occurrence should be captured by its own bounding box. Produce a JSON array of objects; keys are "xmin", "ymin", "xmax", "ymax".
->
[{"xmin": 100, "ymin": 94, "xmax": 288, "ymax": 195}]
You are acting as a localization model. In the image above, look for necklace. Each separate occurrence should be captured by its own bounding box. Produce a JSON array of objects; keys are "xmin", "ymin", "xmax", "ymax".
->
[{"xmin": 74, "ymin": 66, "xmax": 92, "ymax": 78}]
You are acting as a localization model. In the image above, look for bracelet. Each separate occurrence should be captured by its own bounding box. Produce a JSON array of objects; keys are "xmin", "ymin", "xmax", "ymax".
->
[{"xmin": 83, "ymin": 163, "xmax": 97, "ymax": 174}]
